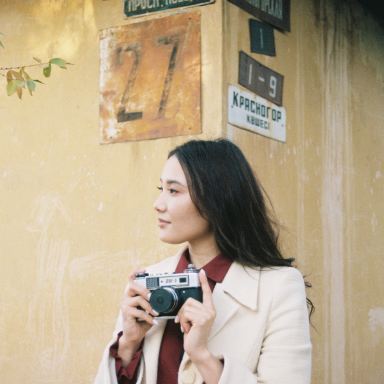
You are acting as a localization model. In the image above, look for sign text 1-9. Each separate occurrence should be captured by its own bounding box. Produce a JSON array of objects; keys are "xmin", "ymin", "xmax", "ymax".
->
[{"xmin": 238, "ymin": 51, "xmax": 283, "ymax": 106}]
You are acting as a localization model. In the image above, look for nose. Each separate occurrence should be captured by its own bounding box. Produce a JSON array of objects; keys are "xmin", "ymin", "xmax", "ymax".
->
[{"xmin": 153, "ymin": 193, "xmax": 166, "ymax": 212}]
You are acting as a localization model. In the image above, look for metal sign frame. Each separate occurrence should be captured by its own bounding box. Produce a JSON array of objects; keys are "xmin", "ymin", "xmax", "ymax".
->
[
  {"xmin": 124, "ymin": 0, "xmax": 214, "ymax": 17},
  {"xmin": 228, "ymin": 84, "xmax": 286, "ymax": 142},
  {"xmin": 238, "ymin": 51, "xmax": 284, "ymax": 106},
  {"xmin": 227, "ymin": 0, "xmax": 290, "ymax": 31},
  {"xmin": 249, "ymin": 19, "xmax": 276, "ymax": 56}
]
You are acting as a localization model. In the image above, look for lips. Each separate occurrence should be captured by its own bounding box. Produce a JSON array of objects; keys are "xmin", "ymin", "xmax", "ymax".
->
[{"xmin": 158, "ymin": 218, "xmax": 171, "ymax": 225}]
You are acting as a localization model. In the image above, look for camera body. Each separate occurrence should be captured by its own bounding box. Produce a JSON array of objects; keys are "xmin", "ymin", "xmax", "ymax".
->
[{"xmin": 135, "ymin": 264, "xmax": 202, "ymax": 318}]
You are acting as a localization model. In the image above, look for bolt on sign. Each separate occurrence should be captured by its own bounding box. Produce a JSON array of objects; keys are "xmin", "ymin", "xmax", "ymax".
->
[
  {"xmin": 99, "ymin": 12, "xmax": 201, "ymax": 143},
  {"xmin": 227, "ymin": 0, "xmax": 290, "ymax": 31},
  {"xmin": 228, "ymin": 85, "xmax": 286, "ymax": 142},
  {"xmin": 124, "ymin": 0, "xmax": 214, "ymax": 17}
]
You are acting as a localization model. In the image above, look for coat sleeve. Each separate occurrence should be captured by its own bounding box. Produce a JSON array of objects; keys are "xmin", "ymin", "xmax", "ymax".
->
[
  {"xmin": 93, "ymin": 312, "xmax": 123, "ymax": 384},
  {"xmin": 218, "ymin": 268, "xmax": 312, "ymax": 384},
  {"xmin": 93, "ymin": 312, "xmax": 145, "ymax": 384}
]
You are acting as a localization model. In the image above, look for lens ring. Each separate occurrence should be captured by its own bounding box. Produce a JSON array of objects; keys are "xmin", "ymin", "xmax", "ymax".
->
[{"xmin": 149, "ymin": 287, "xmax": 178, "ymax": 314}]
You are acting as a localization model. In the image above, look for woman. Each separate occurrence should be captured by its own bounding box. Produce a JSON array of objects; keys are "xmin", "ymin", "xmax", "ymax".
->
[{"xmin": 95, "ymin": 139, "xmax": 312, "ymax": 384}]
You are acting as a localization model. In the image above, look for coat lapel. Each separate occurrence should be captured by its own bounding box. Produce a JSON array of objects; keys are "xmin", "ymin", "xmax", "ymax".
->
[
  {"xmin": 178, "ymin": 262, "xmax": 261, "ymax": 382},
  {"xmin": 209, "ymin": 262, "xmax": 260, "ymax": 341},
  {"xmin": 142, "ymin": 319, "xmax": 167, "ymax": 384},
  {"xmin": 208, "ymin": 283, "xmax": 240, "ymax": 340}
]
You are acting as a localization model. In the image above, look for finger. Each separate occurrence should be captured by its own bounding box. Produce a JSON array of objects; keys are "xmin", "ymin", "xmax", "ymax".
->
[
  {"xmin": 180, "ymin": 317, "xmax": 191, "ymax": 334},
  {"xmin": 178, "ymin": 306, "xmax": 206, "ymax": 333},
  {"xmin": 126, "ymin": 307, "xmax": 158, "ymax": 326},
  {"xmin": 177, "ymin": 307, "xmax": 191, "ymax": 334},
  {"xmin": 184, "ymin": 297, "xmax": 204, "ymax": 307},
  {"xmin": 183, "ymin": 307, "xmax": 210, "ymax": 325},
  {"xmin": 126, "ymin": 269, "xmax": 149, "ymax": 296},
  {"xmin": 177, "ymin": 298, "xmax": 206, "ymax": 333},
  {"xmin": 126, "ymin": 280, "xmax": 150, "ymax": 299},
  {"xmin": 199, "ymin": 269, "xmax": 213, "ymax": 307},
  {"xmin": 124, "ymin": 296, "xmax": 159, "ymax": 317},
  {"xmin": 128, "ymin": 269, "xmax": 146, "ymax": 280}
]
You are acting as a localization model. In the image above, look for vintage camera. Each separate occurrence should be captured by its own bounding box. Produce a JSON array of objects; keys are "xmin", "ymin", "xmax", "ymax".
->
[{"xmin": 135, "ymin": 264, "xmax": 202, "ymax": 318}]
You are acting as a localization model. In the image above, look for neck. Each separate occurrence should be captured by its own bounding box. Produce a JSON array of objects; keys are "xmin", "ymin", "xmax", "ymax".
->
[{"xmin": 187, "ymin": 235, "xmax": 220, "ymax": 268}]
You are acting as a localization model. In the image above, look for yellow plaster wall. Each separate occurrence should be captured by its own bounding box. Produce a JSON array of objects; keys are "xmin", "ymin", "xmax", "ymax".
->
[
  {"xmin": 0, "ymin": 1, "xmax": 223, "ymax": 382},
  {"xmin": 0, "ymin": 0, "xmax": 383, "ymax": 383}
]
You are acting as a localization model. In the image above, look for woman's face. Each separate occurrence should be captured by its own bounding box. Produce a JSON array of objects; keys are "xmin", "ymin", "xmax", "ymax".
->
[{"xmin": 154, "ymin": 155, "xmax": 211, "ymax": 245}]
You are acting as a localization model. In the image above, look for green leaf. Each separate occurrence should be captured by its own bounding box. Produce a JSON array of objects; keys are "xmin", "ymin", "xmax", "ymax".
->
[
  {"xmin": 49, "ymin": 57, "xmax": 67, "ymax": 69},
  {"xmin": 26, "ymin": 79, "xmax": 36, "ymax": 95},
  {"xmin": 43, "ymin": 64, "xmax": 51, "ymax": 77},
  {"xmin": 17, "ymin": 68, "xmax": 25, "ymax": 80},
  {"xmin": 6, "ymin": 79, "xmax": 24, "ymax": 96},
  {"xmin": 7, "ymin": 80, "xmax": 17, "ymax": 96},
  {"xmin": 0, "ymin": 40, "xmax": 4, "ymax": 49},
  {"xmin": 6, "ymin": 70, "xmax": 13, "ymax": 82},
  {"xmin": 22, "ymin": 69, "xmax": 32, "ymax": 80},
  {"xmin": 16, "ymin": 86, "xmax": 23, "ymax": 99}
]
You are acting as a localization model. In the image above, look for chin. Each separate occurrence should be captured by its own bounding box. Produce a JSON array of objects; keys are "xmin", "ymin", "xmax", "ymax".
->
[{"xmin": 159, "ymin": 234, "xmax": 186, "ymax": 245}]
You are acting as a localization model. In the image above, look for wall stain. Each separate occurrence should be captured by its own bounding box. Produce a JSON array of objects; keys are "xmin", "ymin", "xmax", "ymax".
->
[{"xmin": 27, "ymin": 195, "xmax": 71, "ymax": 381}]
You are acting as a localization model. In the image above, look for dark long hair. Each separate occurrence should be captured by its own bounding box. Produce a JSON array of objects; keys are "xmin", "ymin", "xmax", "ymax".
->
[
  {"xmin": 169, "ymin": 138, "xmax": 292, "ymax": 268},
  {"xmin": 169, "ymin": 139, "xmax": 314, "ymax": 317}
]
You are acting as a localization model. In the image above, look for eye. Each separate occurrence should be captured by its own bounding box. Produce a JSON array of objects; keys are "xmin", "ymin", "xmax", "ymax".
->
[
  {"xmin": 157, "ymin": 186, "xmax": 163, "ymax": 191},
  {"xmin": 169, "ymin": 188, "xmax": 178, "ymax": 195}
]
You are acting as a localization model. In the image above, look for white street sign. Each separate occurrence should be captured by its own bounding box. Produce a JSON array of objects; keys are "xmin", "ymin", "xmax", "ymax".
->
[{"xmin": 228, "ymin": 85, "xmax": 286, "ymax": 142}]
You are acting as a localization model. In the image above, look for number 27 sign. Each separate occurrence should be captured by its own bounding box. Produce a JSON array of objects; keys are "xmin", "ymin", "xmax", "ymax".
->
[{"xmin": 99, "ymin": 13, "xmax": 201, "ymax": 143}]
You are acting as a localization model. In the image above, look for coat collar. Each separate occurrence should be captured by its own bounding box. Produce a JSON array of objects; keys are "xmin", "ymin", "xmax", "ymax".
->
[{"xmin": 220, "ymin": 261, "xmax": 260, "ymax": 311}]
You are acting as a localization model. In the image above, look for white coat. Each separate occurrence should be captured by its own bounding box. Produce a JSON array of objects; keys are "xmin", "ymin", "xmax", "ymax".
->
[{"xmin": 94, "ymin": 248, "xmax": 312, "ymax": 384}]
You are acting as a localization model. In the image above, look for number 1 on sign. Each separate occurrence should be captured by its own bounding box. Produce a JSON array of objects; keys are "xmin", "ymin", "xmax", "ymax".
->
[{"xmin": 259, "ymin": 28, "xmax": 264, "ymax": 49}]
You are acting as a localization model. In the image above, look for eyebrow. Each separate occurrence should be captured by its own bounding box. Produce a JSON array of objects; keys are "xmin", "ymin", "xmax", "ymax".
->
[{"xmin": 160, "ymin": 178, "xmax": 187, "ymax": 187}]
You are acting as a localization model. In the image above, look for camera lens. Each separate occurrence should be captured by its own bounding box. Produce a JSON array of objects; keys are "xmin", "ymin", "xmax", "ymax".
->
[{"xmin": 149, "ymin": 287, "xmax": 178, "ymax": 315}]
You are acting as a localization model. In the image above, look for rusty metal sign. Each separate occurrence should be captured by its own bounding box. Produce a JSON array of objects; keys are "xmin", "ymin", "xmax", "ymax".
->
[
  {"xmin": 99, "ymin": 13, "xmax": 201, "ymax": 143},
  {"xmin": 238, "ymin": 51, "xmax": 283, "ymax": 106},
  {"xmin": 124, "ymin": 0, "xmax": 214, "ymax": 17},
  {"xmin": 228, "ymin": 0, "xmax": 290, "ymax": 31}
]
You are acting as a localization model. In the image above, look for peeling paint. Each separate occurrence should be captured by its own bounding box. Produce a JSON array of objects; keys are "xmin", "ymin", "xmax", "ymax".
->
[
  {"xmin": 27, "ymin": 195, "xmax": 71, "ymax": 380},
  {"xmin": 368, "ymin": 307, "xmax": 384, "ymax": 333},
  {"xmin": 320, "ymin": 2, "xmax": 353, "ymax": 383},
  {"xmin": 370, "ymin": 213, "xmax": 378, "ymax": 231}
]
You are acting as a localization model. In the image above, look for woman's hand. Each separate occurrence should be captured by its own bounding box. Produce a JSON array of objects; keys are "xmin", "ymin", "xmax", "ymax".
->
[
  {"xmin": 118, "ymin": 271, "xmax": 159, "ymax": 366},
  {"xmin": 176, "ymin": 269, "xmax": 216, "ymax": 359},
  {"xmin": 176, "ymin": 269, "xmax": 223, "ymax": 383}
]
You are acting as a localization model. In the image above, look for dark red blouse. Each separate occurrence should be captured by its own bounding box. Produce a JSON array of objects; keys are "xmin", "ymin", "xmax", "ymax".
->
[{"xmin": 110, "ymin": 250, "xmax": 232, "ymax": 384}]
